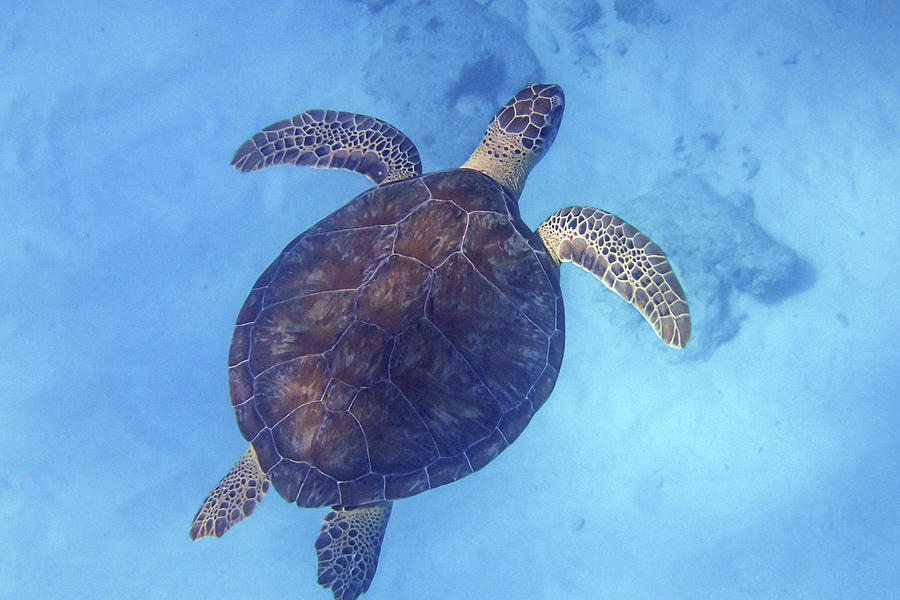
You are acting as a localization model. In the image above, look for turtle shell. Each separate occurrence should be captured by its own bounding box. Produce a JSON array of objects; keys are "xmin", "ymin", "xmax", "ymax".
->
[{"xmin": 228, "ymin": 168, "xmax": 564, "ymax": 508}]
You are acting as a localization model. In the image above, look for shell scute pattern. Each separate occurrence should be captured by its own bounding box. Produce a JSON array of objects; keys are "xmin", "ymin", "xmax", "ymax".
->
[
  {"xmin": 230, "ymin": 169, "xmax": 563, "ymax": 507},
  {"xmin": 429, "ymin": 253, "xmax": 551, "ymax": 412},
  {"xmin": 385, "ymin": 469, "xmax": 429, "ymax": 500},
  {"xmin": 462, "ymin": 210, "xmax": 558, "ymax": 334},
  {"xmin": 352, "ymin": 382, "xmax": 439, "ymax": 473},
  {"xmin": 357, "ymin": 255, "xmax": 432, "ymax": 334},
  {"xmin": 394, "ymin": 200, "xmax": 467, "ymax": 268},
  {"xmin": 310, "ymin": 177, "xmax": 431, "ymax": 234}
]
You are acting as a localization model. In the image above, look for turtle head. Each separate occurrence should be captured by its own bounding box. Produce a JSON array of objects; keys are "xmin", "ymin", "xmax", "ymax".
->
[{"xmin": 462, "ymin": 83, "xmax": 565, "ymax": 199}]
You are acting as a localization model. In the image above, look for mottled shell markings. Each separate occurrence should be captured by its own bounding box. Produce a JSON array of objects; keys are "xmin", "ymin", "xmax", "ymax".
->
[{"xmin": 226, "ymin": 170, "xmax": 562, "ymax": 511}]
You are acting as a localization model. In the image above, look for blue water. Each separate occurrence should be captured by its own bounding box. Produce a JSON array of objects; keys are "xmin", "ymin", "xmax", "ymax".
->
[{"xmin": 2, "ymin": 1, "xmax": 898, "ymax": 598}]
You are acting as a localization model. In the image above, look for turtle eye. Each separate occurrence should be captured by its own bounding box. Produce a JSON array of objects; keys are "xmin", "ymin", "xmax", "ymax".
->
[{"xmin": 548, "ymin": 102, "xmax": 564, "ymax": 126}]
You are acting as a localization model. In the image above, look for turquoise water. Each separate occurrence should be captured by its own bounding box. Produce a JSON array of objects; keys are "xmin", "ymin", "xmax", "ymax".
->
[{"xmin": 2, "ymin": 1, "xmax": 898, "ymax": 598}]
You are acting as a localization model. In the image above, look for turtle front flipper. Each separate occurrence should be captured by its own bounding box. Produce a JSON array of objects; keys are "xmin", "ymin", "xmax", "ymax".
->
[
  {"xmin": 189, "ymin": 445, "xmax": 270, "ymax": 540},
  {"xmin": 538, "ymin": 206, "xmax": 691, "ymax": 348},
  {"xmin": 315, "ymin": 501, "xmax": 393, "ymax": 600},
  {"xmin": 231, "ymin": 110, "xmax": 422, "ymax": 185}
]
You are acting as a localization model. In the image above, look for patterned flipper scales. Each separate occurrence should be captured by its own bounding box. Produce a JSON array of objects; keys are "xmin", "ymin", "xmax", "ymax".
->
[
  {"xmin": 315, "ymin": 502, "xmax": 393, "ymax": 600},
  {"xmin": 231, "ymin": 110, "xmax": 422, "ymax": 185},
  {"xmin": 538, "ymin": 206, "xmax": 691, "ymax": 348},
  {"xmin": 189, "ymin": 446, "xmax": 270, "ymax": 540}
]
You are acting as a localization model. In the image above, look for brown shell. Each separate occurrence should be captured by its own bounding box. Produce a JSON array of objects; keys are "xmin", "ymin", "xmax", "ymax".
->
[{"xmin": 228, "ymin": 169, "xmax": 564, "ymax": 508}]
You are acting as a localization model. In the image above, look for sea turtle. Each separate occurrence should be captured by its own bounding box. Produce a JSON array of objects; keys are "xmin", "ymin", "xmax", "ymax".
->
[{"xmin": 190, "ymin": 83, "xmax": 690, "ymax": 600}]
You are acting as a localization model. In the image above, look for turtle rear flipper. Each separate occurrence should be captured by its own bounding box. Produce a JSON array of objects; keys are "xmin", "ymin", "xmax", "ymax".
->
[
  {"xmin": 538, "ymin": 206, "xmax": 691, "ymax": 348},
  {"xmin": 315, "ymin": 501, "xmax": 393, "ymax": 600},
  {"xmin": 189, "ymin": 446, "xmax": 270, "ymax": 540},
  {"xmin": 231, "ymin": 110, "xmax": 422, "ymax": 185}
]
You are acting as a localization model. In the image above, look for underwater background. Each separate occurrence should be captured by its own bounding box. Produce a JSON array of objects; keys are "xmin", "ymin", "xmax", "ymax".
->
[{"xmin": 2, "ymin": 1, "xmax": 898, "ymax": 598}]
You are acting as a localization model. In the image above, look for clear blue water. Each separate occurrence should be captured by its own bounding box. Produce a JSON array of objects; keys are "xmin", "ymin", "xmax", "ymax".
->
[{"xmin": 2, "ymin": 1, "xmax": 898, "ymax": 598}]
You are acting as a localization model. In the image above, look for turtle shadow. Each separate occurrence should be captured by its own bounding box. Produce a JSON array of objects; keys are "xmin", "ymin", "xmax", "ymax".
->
[
  {"xmin": 363, "ymin": 0, "xmax": 544, "ymax": 166},
  {"xmin": 616, "ymin": 172, "xmax": 818, "ymax": 360}
]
